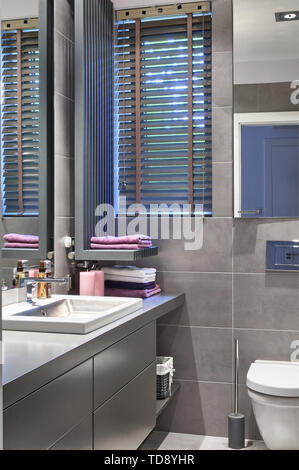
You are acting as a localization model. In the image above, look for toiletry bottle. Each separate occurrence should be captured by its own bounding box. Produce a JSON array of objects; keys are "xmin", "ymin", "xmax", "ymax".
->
[
  {"xmin": 15, "ymin": 260, "xmax": 26, "ymax": 287},
  {"xmin": 45, "ymin": 260, "xmax": 52, "ymax": 298},
  {"xmin": 37, "ymin": 260, "xmax": 48, "ymax": 300}
]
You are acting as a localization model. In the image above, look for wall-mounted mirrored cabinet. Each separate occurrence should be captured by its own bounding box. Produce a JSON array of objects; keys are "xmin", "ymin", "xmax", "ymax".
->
[
  {"xmin": 0, "ymin": 0, "xmax": 54, "ymax": 258},
  {"xmin": 233, "ymin": 0, "xmax": 299, "ymax": 218}
]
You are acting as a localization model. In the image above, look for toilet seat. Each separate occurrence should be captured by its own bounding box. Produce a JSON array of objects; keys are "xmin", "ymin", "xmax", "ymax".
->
[{"xmin": 247, "ymin": 360, "xmax": 299, "ymax": 398}]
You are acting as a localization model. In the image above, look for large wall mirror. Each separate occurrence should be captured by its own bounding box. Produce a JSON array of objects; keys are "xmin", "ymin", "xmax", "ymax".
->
[
  {"xmin": 233, "ymin": 0, "xmax": 299, "ymax": 218},
  {"xmin": 0, "ymin": 0, "xmax": 54, "ymax": 276}
]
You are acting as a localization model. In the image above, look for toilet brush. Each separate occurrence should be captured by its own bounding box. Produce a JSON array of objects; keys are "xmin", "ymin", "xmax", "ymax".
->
[{"xmin": 228, "ymin": 339, "xmax": 245, "ymax": 449}]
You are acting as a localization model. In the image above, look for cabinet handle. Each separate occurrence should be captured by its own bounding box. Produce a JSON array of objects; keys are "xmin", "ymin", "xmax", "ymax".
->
[{"xmin": 238, "ymin": 209, "xmax": 262, "ymax": 215}]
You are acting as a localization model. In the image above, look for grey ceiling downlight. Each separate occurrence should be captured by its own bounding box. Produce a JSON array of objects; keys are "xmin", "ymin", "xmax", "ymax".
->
[{"xmin": 275, "ymin": 11, "xmax": 299, "ymax": 22}]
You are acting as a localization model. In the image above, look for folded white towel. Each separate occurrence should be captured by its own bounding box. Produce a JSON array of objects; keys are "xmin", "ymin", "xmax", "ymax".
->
[
  {"xmin": 104, "ymin": 273, "xmax": 156, "ymax": 283},
  {"xmin": 102, "ymin": 265, "xmax": 156, "ymax": 279}
]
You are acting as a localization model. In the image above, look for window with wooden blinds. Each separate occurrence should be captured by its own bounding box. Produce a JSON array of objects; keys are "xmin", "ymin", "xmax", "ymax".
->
[
  {"xmin": 1, "ymin": 19, "xmax": 39, "ymax": 217},
  {"xmin": 115, "ymin": 7, "xmax": 212, "ymax": 215}
]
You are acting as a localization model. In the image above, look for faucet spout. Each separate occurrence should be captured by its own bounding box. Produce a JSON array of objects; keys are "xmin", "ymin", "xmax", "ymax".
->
[{"xmin": 19, "ymin": 276, "xmax": 70, "ymax": 303}]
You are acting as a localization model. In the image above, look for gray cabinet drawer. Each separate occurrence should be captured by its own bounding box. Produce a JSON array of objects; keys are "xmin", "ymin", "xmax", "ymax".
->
[
  {"xmin": 94, "ymin": 322, "xmax": 156, "ymax": 410},
  {"xmin": 50, "ymin": 415, "xmax": 93, "ymax": 450},
  {"xmin": 4, "ymin": 359, "xmax": 92, "ymax": 450},
  {"xmin": 94, "ymin": 361, "xmax": 156, "ymax": 450}
]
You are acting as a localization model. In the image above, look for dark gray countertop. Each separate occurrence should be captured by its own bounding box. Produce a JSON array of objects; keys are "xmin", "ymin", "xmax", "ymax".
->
[{"xmin": 3, "ymin": 293, "xmax": 185, "ymax": 408}]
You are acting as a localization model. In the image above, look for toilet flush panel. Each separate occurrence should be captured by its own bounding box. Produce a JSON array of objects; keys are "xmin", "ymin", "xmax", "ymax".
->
[{"xmin": 266, "ymin": 241, "xmax": 299, "ymax": 271}]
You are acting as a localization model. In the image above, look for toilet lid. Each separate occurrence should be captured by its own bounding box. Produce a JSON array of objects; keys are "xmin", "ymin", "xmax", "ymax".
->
[{"xmin": 247, "ymin": 361, "xmax": 299, "ymax": 397}]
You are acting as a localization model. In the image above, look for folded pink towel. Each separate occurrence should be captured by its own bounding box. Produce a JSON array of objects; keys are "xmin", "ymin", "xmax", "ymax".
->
[
  {"xmin": 4, "ymin": 233, "xmax": 39, "ymax": 244},
  {"xmin": 91, "ymin": 235, "xmax": 151, "ymax": 245},
  {"xmin": 4, "ymin": 243, "xmax": 39, "ymax": 249},
  {"xmin": 105, "ymin": 285, "xmax": 161, "ymax": 299},
  {"xmin": 91, "ymin": 243, "xmax": 152, "ymax": 250}
]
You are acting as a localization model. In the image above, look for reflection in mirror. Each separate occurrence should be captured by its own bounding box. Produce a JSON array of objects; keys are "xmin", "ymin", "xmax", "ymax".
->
[
  {"xmin": 233, "ymin": 0, "xmax": 299, "ymax": 218},
  {"xmin": 0, "ymin": 0, "xmax": 54, "ymax": 288}
]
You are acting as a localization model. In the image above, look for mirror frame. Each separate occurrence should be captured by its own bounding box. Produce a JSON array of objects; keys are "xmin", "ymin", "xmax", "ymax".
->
[
  {"xmin": 1, "ymin": 0, "xmax": 54, "ymax": 259},
  {"xmin": 234, "ymin": 111, "xmax": 299, "ymax": 218}
]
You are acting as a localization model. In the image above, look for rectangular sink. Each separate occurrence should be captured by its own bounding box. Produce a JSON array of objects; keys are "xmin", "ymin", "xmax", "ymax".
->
[{"xmin": 2, "ymin": 295, "xmax": 143, "ymax": 334}]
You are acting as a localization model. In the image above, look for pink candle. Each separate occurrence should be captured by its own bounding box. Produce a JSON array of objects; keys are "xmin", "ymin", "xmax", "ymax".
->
[
  {"xmin": 29, "ymin": 269, "xmax": 39, "ymax": 278},
  {"xmin": 94, "ymin": 270, "xmax": 105, "ymax": 296},
  {"xmin": 80, "ymin": 272, "xmax": 96, "ymax": 296}
]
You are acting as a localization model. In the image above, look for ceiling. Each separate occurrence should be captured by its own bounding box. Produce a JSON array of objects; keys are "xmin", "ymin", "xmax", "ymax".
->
[{"xmin": 234, "ymin": 0, "xmax": 299, "ymax": 63}]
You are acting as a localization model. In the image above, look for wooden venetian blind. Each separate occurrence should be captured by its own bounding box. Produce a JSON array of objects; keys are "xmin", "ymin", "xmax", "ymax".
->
[
  {"xmin": 1, "ymin": 19, "xmax": 40, "ymax": 216},
  {"xmin": 115, "ymin": 10, "xmax": 212, "ymax": 215}
]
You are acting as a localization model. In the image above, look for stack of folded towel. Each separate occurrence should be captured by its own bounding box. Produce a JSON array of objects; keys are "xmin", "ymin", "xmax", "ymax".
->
[
  {"xmin": 102, "ymin": 266, "xmax": 161, "ymax": 298},
  {"xmin": 3, "ymin": 233, "xmax": 39, "ymax": 249},
  {"xmin": 90, "ymin": 235, "xmax": 152, "ymax": 250}
]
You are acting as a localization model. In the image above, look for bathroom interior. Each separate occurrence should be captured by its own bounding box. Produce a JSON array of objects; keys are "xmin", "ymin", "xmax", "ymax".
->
[{"xmin": 0, "ymin": 0, "xmax": 299, "ymax": 452}]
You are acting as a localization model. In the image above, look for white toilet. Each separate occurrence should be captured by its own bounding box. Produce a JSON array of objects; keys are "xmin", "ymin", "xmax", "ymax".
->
[{"xmin": 247, "ymin": 360, "xmax": 299, "ymax": 450}]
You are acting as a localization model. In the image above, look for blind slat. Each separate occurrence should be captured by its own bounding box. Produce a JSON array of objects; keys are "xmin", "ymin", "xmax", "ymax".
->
[{"xmin": 1, "ymin": 26, "xmax": 39, "ymax": 216}]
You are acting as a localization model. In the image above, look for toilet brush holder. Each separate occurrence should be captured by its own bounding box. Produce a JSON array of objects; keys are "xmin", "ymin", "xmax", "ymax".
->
[{"xmin": 228, "ymin": 339, "xmax": 245, "ymax": 450}]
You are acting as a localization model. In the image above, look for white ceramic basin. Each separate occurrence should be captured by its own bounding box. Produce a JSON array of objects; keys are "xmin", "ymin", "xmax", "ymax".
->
[{"xmin": 2, "ymin": 295, "xmax": 143, "ymax": 334}]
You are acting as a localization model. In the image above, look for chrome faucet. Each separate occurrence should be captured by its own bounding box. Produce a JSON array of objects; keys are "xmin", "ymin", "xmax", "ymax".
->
[{"xmin": 19, "ymin": 277, "xmax": 70, "ymax": 304}]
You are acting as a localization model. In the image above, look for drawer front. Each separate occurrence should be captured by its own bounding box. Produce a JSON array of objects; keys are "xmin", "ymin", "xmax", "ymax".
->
[
  {"xmin": 94, "ymin": 361, "xmax": 156, "ymax": 450},
  {"xmin": 50, "ymin": 415, "xmax": 93, "ymax": 450},
  {"xmin": 94, "ymin": 322, "xmax": 156, "ymax": 410},
  {"xmin": 4, "ymin": 359, "xmax": 93, "ymax": 450}
]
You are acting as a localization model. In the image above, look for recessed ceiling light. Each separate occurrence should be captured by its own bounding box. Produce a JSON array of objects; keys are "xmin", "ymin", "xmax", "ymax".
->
[
  {"xmin": 275, "ymin": 11, "xmax": 299, "ymax": 22},
  {"xmin": 284, "ymin": 13, "xmax": 296, "ymax": 19}
]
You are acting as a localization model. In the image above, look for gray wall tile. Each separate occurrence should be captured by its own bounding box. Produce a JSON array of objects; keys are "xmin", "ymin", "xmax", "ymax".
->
[
  {"xmin": 212, "ymin": 106, "xmax": 233, "ymax": 162},
  {"xmin": 234, "ymin": 329, "xmax": 299, "ymax": 383},
  {"xmin": 55, "ymin": 93, "xmax": 74, "ymax": 158},
  {"xmin": 157, "ymin": 272, "xmax": 232, "ymax": 328},
  {"xmin": 234, "ymin": 273, "xmax": 299, "ymax": 331},
  {"xmin": 234, "ymin": 84, "xmax": 259, "ymax": 113},
  {"xmin": 157, "ymin": 324, "xmax": 233, "ymax": 382},
  {"xmin": 55, "ymin": 155, "xmax": 74, "ymax": 218},
  {"xmin": 212, "ymin": 0, "xmax": 233, "ymax": 53},
  {"xmin": 157, "ymin": 380, "xmax": 232, "ymax": 437},
  {"xmin": 54, "ymin": 0, "xmax": 74, "ymax": 41},
  {"xmin": 54, "ymin": 31, "xmax": 74, "ymax": 99},
  {"xmin": 233, "ymin": 219, "xmax": 299, "ymax": 273},
  {"xmin": 53, "ymin": 217, "xmax": 74, "ymax": 293},
  {"xmin": 212, "ymin": 163, "xmax": 233, "ymax": 217},
  {"xmin": 234, "ymin": 82, "xmax": 299, "ymax": 114},
  {"xmin": 212, "ymin": 52, "xmax": 233, "ymax": 107},
  {"xmin": 138, "ymin": 218, "xmax": 233, "ymax": 273}
]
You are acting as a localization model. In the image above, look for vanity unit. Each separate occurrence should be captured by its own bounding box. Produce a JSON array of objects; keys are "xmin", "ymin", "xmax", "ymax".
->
[{"xmin": 3, "ymin": 294, "xmax": 184, "ymax": 450}]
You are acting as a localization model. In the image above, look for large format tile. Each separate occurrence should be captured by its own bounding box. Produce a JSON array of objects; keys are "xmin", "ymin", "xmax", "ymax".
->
[
  {"xmin": 233, "ymin": 218, "xmax": 299, "ymax": 273},
  {"xmin": 257, "ymin": 82, "xmax": 299, "ymax": 113},
  {"xmin": 234, "ymin": 83, "xmax": 299, "ymax": 114},
  {"xmin": 55, "ymin": 155, "xmax": 74, "ymax": 218},
  {"xmin": 54, "ymin": 31, "xmax": 74, "ymax": 98},
  {"xmin": 156, "ymin": 380, "xmax": 232, "ymax": 437},
  {"xmin": 212, "ymin": 106, "xmax": 233, "ymax": 162},
  {"xmin": 55, "ymin": 93, "xmax": 74, "ymax": 158},
  {"xmin": 234, "ymin": 273, "xmax": 299, "ymax": 331},
  {"xmin": 234, "ymin": 329, "xmax": 299, "ymax": 384},
  {"xmin": 157, "ymin": 272, "xmax": 232, "ymax": 328},
  {"xmin": 212, "ymin": 163, "xmax": 233, "ymax": 217},
  {"xmin": 212, "ymin": 52, "xmax": 233, "ymax": 107},
  {"xmin": 53, "ymin": 217, "xmax": 74, "ymax": 294},
  {"xmin": 212, "ymin": 0, "xmax": 233, "ymax": 53},
  {"xmin": 157, "ymin": 325, "xmax": 233, "ymax": 382},
  {"xmin": 234, "ymin": 85, "xmax": 259, "ymax": 113},
  {"xmin": 54, "ymin": 0, "xmax": 74, "ymax": 41},
  {"xmin": 138, "ymin": 218, "xmax": 233, "ymax": 273}
]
